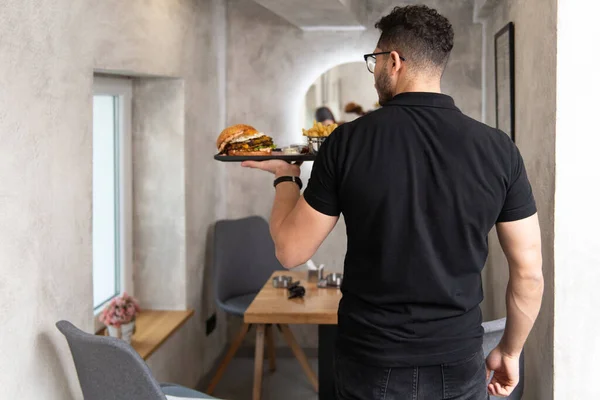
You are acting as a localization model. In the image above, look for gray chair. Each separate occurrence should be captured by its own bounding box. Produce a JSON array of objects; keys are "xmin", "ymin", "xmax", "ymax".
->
[
  {"xmin": 482, "ymin": 318, "xmax": 525, "ymax": 400},
  {"xmin": 214, "ymin": 216, "xmax": 283, "ymax": 317},
  {"xmin": 56, "ymin": 320, "xmax": 214, "ymax": 400},
  {"xmin": 206, "ymin": 216, "xmax": 284, "ymax": 394}
]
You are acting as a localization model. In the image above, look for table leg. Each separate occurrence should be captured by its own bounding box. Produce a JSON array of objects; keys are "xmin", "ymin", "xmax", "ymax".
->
[
  {"xmin": 279, "ymin": 324, "xmax": 319, "ymax": 392},
  {"xmin": 266, "ymin": 324, "xmax": 276, "ymax": 372},
  {"xmin": 253, "ymin": 324, "xmax": 266, "ymax": 400},
  {"xmin": 318, "ymin": 325, "xmax": 337, "ymax": 400},
  {"xmin": 206, "ymin": 323, "xmax": 251, "ymax": 394}
]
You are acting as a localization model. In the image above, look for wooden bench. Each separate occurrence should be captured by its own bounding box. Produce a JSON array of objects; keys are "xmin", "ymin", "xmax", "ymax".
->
[{"xmin": 98, "ymin": 309, "xmax": 194, "ymax": 360}]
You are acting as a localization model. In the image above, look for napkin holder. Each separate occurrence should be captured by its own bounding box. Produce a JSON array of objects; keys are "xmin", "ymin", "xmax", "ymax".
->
[{"xmin": 306, "ymin": 259, "xmax": 324, "ymax": 283}]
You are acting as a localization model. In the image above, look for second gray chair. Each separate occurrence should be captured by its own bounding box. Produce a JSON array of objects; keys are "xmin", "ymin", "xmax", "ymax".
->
[
  {"xmin": 206, "ymin": 216, "xmax": 283, "ymax": 394},
  {"xmin": 56, "ymin": 320, "xmax": 214, "ymax": 400}
]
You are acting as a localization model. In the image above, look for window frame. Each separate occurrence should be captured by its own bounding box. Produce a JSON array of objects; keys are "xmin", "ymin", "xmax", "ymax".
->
[{"xmin": 92, "ymin": 76, "xmax": 134, "ymax": 330}]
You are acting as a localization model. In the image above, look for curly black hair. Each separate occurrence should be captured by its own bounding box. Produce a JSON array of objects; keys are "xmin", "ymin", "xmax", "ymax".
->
[{"xmin": 375, "ymin": 5, "xmax": 454, "ymax": 70}]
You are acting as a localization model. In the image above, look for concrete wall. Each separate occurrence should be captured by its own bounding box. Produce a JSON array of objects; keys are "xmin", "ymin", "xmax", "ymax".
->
[
  {"xmin": 133, "ymin": 78, "xmax": 186, "ymax": 310},
  {"xmin": 554, "ymin": 0, "xmax": 600, "ymax": 398},
  {"xmin": 0, "ymin": 0, "xmax": 227, "ymax": 397},
  {"xmin": 225, "ymin": 0, "xmax": 483, "ymax": 346},
  {"xmin": 477, "ymin": 0, "xmax": 556, "ymax": 398}
]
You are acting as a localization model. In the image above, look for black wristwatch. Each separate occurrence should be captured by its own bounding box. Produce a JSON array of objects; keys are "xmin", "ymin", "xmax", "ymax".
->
[{"xmin": 274, "ymin": 176, "xmax": 303, "ymax": 190}]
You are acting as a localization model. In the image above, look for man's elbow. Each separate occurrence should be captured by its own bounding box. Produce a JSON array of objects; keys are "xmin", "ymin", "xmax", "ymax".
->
[
  {"xmin": 519, "ymin": 270, "xmax": 544, "ymax": 295},
  {"xmin": 275, "ymin": 246, "xmax": 310, "ymax": 269},
  {"xmin": 515, "ymin": 251, "xmax": 544, "ymax": 282},
  {"xmin": 509, "ymin": 254, "xmax": 544, "ymax": 295}
]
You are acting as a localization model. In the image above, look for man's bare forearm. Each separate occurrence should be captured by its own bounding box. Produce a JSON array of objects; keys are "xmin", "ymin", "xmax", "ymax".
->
[
  {"xmin": 270, "ymin": 182, "xmax": 300, "ymax": 241},
  {"xmin": 240, "ymin": 160, "xmax": 335, "ymax": 270},
  {"xmin": 500, "ymin": 264, "xmax": 544, "ymax": 357}
]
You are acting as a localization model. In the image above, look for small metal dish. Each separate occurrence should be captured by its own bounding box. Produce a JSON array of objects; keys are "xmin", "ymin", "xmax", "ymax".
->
[
  {"xmin": 290, "ymin": 143, "xmax": 310, "ymax": 154},
  {"xmin": 325, "ymin": 273, "xmax": 343, "ymax": 288},
  {"xmin": 282, "ymin": 146, "xmax": 300, "ymax": 155},
  {"xmin": 272, "ymin": 275, "xmax": 293, "ymax": 288}
]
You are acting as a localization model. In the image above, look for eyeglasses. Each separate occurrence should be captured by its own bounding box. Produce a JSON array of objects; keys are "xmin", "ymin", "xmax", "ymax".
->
[{"xmin": 363, "ymin": 52, "xmax": 407, "ymax": 73}]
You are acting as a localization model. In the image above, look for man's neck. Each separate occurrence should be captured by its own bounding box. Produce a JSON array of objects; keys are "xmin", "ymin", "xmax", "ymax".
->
[{"xmin": 395, "ymin": 79, "xmax": 442, "ymax": 95}]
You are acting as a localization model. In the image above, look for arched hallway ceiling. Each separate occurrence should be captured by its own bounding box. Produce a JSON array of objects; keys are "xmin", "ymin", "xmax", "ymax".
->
[
  {"xmin": 250, "ymin": 0, "xmax": 468, "ymax": 31},
  {"xmin": 250, "ymin": 0, "xmax": 369, "ymax": 30}
]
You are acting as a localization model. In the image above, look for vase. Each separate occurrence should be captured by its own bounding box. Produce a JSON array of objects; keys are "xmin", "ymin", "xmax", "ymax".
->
[{"xmin": 107, "ymin": 320, "xmax": 136, "ymax": 343}]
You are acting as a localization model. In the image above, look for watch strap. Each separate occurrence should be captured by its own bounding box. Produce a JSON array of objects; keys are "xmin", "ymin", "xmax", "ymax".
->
[{"xmin": 274, "ymin": 176, "xmax": 303, "ymax": 190}]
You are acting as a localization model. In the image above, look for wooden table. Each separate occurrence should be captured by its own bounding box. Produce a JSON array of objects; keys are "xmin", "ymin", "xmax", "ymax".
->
[
  {"xmin": 245, "ymin": 271, "xmax": 340, "ymax": 325},
  {"xmin": 99, "ymin": 310, "xmax": 194, "ymax": 360},
  {"xmin": 244, "ymin": 271, "xmax": 341, "ymax": 400}
]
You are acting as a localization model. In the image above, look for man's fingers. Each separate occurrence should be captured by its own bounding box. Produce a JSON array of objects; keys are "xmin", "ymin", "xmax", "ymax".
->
[
  {"xmin": 500, "ymin": 383, "xmax": 515, "ymax": 396},
  {"xmin": 494, "ymin": 382, "xmax": 502, "ymax": 396},
  {"xmin": 495, "ymin": 381, "xmax": 512, "ymax": 397},
  {"xmin": 485, "ymin": 367, "xmax": 491, "ymax": 381},
  {"xmin": 241, "ymin": 161, "xmax": 261, "ymax": 169},
  {"xmin": 241, "ymin": 161, "xmax": 275, "ymax": 172},
  {"xmin": 488, "ymin": 377, "xmax": 509, "ymax": 397},
  {"xmin": 489, "ymin": 376, "xmax": 516, "ymax": 398}
]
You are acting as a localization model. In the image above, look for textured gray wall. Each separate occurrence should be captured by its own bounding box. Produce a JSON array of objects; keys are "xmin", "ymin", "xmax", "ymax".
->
[
  {"xmin": 0, "ymin": 0, "xmax": 227, "ymax": 397},
  {"xmin": 225, "ymin": 0, "xmax": 483, "ymax": 346},
  {"xmin": 0, "ymin": 2, "xmax": 93, "ymax": 397},
  {"xmin": 477, "ymin": 1, "xmax": 556, "ymax": 399},
  {"xmin": 133, "ymin": 78, "xmax": 186, "ymax": 310}
]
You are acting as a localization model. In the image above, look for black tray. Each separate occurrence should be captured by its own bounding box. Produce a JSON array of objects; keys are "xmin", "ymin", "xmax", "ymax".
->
[{"xmin": 214, "ymin": 153, "xmax": 316, "ymax": 162}]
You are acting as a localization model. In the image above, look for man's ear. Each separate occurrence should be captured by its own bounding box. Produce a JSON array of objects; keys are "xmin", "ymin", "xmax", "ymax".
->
[{"xmin": 390, "ymin": 51, "xmax": 404, "ymax": 73}]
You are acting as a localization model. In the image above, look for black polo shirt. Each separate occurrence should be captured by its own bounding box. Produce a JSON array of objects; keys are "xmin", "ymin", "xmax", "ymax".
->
[{"xmin": 303, "ymin": 92, "xmax": 536, "ymax": 367}]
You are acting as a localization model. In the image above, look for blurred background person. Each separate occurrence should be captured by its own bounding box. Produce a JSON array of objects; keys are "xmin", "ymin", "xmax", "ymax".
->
[{"xmin": 315, "ymin": 106, "xmax": 336, "ymax": 126}]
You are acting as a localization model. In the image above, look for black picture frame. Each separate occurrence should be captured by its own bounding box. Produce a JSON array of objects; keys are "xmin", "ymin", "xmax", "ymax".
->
[{"xmin": 494, "ymin": 22, "xmax": 515, "ymax": 142}]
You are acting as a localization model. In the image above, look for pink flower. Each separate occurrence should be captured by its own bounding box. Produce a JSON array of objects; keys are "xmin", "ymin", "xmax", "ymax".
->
[{"xmin": 101, "ymin": 293, "xmax": 140, "ymax": 327}]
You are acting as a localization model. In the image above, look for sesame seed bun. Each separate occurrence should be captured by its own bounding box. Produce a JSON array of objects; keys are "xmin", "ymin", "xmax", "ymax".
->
[{"xmin": 216, "ymin": 124, "xmax": 260, "ymax": 153}]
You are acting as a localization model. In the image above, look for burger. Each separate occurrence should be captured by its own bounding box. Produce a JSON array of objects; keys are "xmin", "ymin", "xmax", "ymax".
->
[{"xmin": 216, "ymin": 124, "xmax": 275, "ymax": 156}]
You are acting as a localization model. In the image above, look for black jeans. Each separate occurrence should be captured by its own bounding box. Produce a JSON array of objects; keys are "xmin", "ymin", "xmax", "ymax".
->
[{"xmin": 334, "ymin": 349, "xmax": 489, "ymax": 400}]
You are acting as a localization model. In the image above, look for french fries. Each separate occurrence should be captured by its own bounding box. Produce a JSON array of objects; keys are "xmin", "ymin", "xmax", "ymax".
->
[{"xmin": 302, "ymin": 120, "xmax": 338, "ymax": 137}]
